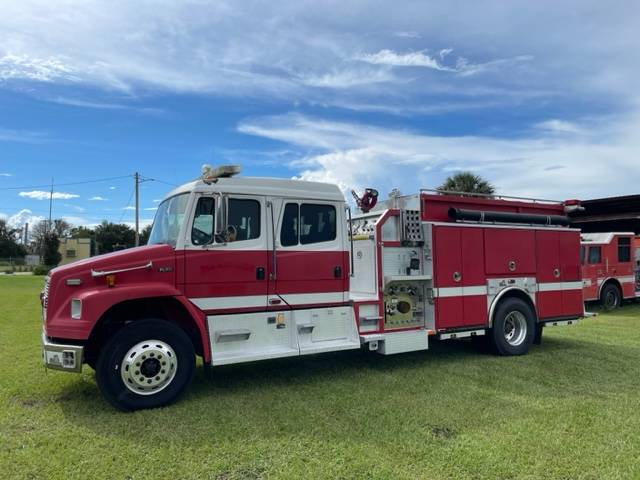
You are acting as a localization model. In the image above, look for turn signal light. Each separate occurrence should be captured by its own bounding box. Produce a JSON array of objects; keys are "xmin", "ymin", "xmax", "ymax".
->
[{"xmin": 106, "ymin": 275, "xmax": 116, "ymax": 288}]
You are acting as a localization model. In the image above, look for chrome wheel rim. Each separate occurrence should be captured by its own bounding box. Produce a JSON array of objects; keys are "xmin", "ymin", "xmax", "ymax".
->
[
  {"xmin": 120, "ymin": 340, "xmax": 177, "ymax": 395},
  {"xmin": 503, "ymin": 311, "xmax": 527, "ymax": 346}
]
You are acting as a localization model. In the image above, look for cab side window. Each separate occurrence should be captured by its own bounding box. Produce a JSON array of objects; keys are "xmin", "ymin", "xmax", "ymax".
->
[
  {"xmin": 280, "ymin": 203, "xmax": 336, "ymax": 246},
  {"xmin": 300, "ymin": 204, "xmax": 336, "ymax": 244},
  {"xmin": 588, "ymin": 246, "xmax": 601, "ymax": 264},
  {"xmin": 618, "ymin": 237, "xmax": 631, "ymax": 262},
  {"xmin": 191, "ymin": 197, "xmax": 215, "ymax": 245},
  {"xmin": 580, "ymin": 246, "xmax": 585, "ymax": 265},
  {"xmin": 280, "ymin": 203, "xmax": 299, "ymax": 247},
  {"xmin": 227, "ymin": 199, "xmax": 261, "ymax": 241}
]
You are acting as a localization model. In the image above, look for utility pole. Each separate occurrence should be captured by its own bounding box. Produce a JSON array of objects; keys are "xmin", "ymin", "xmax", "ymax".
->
[
  {"xmin": 134, "ymin": 172, "xmax": 140, "ymax": 246},
  {"xmin": 48, "ymin": 177, "xmax": 54, "ymax": 233}
]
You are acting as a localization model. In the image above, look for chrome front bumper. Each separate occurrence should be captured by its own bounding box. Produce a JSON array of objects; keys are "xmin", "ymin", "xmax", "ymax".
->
[{"xmin": 42, "ymin": 330, "xmax": 84, "ymax": 373}]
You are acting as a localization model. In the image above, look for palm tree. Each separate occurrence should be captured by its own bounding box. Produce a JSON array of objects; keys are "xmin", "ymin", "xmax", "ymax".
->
[{"xmin": 438, "ymin": 171, "xmax": 495, "ymax": 195}]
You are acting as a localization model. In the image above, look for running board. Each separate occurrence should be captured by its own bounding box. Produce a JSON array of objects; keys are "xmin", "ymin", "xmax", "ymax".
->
[
  {"xmin": 360, "ymin": 329, "xmax": 429, "ymax": 355},
  {"xmin": 543, "ymin": 319, "xmax": 580, "ymax": 327},
  {"xmin": 438, "ymin": 329, "xmax": 485, "ymax": 340}
]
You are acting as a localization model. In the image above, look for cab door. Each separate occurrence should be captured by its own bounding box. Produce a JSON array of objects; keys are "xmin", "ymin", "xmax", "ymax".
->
[
  {"xmin": 183, "ymin": 194, "xmax": 269, "ymax": 312},
  {"xmin": 583, "ymin": 245, "xmax": 602, "ymax": 301},
  {"xmin": 272, "ymin": 200, "xmax": 349, "ymax": 309},
  {"xmin": 272, "ymin": 199, "xmax": 357, "ymax": 353}
]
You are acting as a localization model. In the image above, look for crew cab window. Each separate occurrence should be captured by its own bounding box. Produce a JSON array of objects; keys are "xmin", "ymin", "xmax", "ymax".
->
[
  {"xmin": 588, "ymin": 246, "xmax": 601, "ymax": 264},
  {"xmin": 280, "ymin": 203, "xmax": 336, "ymax": 246},
  {"xmin": 580, "ymin": 246, "xmax": 585, "ymax": 265},
  {"xmin": 618, "ymin": 237, "xmax": 631, "ymax": 262},
  {"xmin": 191, "ymin": 197, "xmax": 215, "ymax": 245},
  {"xmin": 228, "ymin": 199, "xmax": 260, "ymax": 241}
]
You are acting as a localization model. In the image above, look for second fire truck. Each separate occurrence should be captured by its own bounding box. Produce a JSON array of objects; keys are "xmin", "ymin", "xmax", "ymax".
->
[
  {"xmin": 41, "ymin": 166, "xmax": 585, "ymax": 410},
  {"xmin": 580, "ymin": 232, "xmax": 640, "ymax": 309}
]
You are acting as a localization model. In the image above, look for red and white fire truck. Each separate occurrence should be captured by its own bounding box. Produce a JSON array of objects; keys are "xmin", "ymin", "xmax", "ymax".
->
[
  {"xmin": 41, "ymin": 166, "xmax": 584, "ymax": 410},
  {"xmin": 580, "ymin": 232, "xmax": 640, "ymax": 309}
]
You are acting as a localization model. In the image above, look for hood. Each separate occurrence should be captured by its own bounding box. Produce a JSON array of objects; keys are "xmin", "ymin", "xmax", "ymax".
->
[
  {"xmin": 50, "ymin": 244, "xmax": 174, "ymax": 277},
  {"xmin": 44, "ymin": 245, "xmax": 178, "ymax": 328}
]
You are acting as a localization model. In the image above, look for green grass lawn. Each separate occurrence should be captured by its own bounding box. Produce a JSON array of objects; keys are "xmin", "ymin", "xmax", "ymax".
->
[{"xmin": 1, "ymin": 276, "xmax": 639, "ymax": 479}]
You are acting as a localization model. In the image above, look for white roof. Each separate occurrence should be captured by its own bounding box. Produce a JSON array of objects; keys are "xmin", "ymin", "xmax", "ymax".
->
[
  {"xmin": 581, "ymin": 232, "xmax": 634, "ymax": 244},
  {"xmin": 163, "ymin": 176, "xmax": 345, "ymax": 203}
]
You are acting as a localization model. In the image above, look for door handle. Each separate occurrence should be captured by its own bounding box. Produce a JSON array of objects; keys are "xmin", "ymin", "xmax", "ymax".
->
[
  {"xmin": 334, "ymin": 266, "xmax": 342, "ymax": 278},
  {"xmin": 256, "ymin": 267, "xmax": 265, "ymax": 280}
]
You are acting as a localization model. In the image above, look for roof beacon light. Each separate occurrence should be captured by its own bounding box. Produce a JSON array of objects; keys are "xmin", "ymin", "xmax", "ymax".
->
[{"xmin": 201, "ymin": 164, "xmax": 241, "ymax": 184}]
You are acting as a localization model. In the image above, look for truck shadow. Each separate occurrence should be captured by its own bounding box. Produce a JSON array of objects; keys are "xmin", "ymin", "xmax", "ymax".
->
[{"xmin": 54, "ymin": 332, "xmax": 639, "ymax": 444}]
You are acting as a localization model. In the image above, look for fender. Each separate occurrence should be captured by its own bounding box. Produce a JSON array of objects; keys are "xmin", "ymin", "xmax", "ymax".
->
[
  {"xmin": 487, "ymin": 286, "xmax": 538, "ymax": 328},
  {"xmin": 596, "ymin": 276, "xmax": 620, "ymax": 299},
  {"xmin": 46, "ymin": 283, "xmax": 209, "ymax": 363}
]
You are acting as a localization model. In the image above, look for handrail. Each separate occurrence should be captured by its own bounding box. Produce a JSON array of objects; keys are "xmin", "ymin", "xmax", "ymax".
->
[
  {"xmin": 346, "ymin": 205, "xmax": 355, "ymax": 277},
  {"xmin": 268, "ymin": 200, "xmax": 277, "ymax": 280},
  {"xmin": 420, "ymin": 188, "xmax": 563, "ymax": 205},
  {"xmin": 91, "ymin": 261, "xmax": 153, "ymax": 278}
]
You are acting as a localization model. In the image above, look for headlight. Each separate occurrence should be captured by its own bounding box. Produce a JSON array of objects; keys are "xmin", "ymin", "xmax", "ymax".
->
[{"xmin": 70, "ymin": 299, "xmax": 82, "ymax": 319}]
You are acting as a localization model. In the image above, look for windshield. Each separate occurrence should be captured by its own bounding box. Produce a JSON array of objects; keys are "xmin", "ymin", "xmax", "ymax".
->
[{"xmin": 148, "ymin": 193, "xmax": 190, "ymax": 247}]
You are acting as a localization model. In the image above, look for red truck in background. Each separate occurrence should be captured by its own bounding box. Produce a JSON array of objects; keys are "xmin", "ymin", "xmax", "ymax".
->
[
  {"xmin": 40, "ymin": 165, "xmax": 585, "ymax": 411},
  {"xmin": 581, "ymin": 233, "xmax": 640, "ymax": 309}
]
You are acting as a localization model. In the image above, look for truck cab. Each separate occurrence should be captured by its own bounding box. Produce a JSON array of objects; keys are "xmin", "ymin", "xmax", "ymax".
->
[
  {"xmin": 41, "ymin": 166, "xmax": 357, "ymax": 410},
  {"xmin": 580, "ymin": 232, "xmax": 638, "ymax": 309}
]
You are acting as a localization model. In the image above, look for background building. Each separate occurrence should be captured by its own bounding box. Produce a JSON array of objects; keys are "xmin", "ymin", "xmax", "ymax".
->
[{"xmin": 58, "ymin": 238, "xmax": 92, "ymax": 266}]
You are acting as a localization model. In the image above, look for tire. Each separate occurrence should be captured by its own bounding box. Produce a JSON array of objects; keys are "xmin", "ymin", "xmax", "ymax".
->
[
  {"xmin": 96, "ymin": 319, "xmax": 195, "ymax": 411},
  {"xmin": 600, "ymin": 283, "xmax": 621, "ymax": 311},
  {"xmin": 489, "ymin": 297, "xmax": 536, "ymax": 356}
]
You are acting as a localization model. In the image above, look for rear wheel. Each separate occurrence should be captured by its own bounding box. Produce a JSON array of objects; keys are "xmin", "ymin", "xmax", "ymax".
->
[
  {"xmin": 489, "ymin": 297, "xmax": 536, "ymax": 356},
  {"xmin": 96, "ymin": 319, "xmax": 195, "ymax": 411},
  {"xmin": 600, "ymin": 283, "xmax": 621, "ymax": 311}
]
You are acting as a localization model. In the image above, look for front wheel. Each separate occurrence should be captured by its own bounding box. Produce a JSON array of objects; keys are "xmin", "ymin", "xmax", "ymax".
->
[
  {"xmin": 96, "ymin": 319, "xmax": 195, "ymax": 411},
  {"xmin": 489, "ymin": 297, "xmax": 536, "ymax": 356},
  {"xmin": 600, "ymin": 283, "xmax": 621, "ymax": 311}
]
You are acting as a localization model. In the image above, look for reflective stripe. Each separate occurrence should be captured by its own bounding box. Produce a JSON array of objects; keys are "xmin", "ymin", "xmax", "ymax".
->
[
  {"xmin": 618, "ymin": 275, "xmax": 635, "ymax": 284},
  {"xmin": 190, "ymin": 291, "xmax": 347, "ymax": 310},
  {"xmin": 538, "ymin": 281, "xmax": 582, "ymax": 292},
  {"xmin": 434, "ymin": 286, "xmax": 487, "ymax": 298},
  {"xmin": 190, "ymin": 295, "xmax": 266, "ymax": 310},
  {"xmin": 279, "ymin": 292, "xmax": 346, "ymax": 305}
]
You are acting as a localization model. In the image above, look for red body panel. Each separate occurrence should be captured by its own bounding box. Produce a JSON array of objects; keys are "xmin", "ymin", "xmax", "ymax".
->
[
  {"xmin": 274, "ymin": 250, "xmax": 348, "ymax": 296},
  {"xmin": 421, "ymin": 193, "xmax": 565, "ymax": 222},
  {"xmin": 183, "ymin": 249, "xmax": 269, "ymax": 308}
]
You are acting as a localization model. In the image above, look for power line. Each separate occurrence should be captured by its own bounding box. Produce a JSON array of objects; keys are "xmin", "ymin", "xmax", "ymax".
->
[
  {"xmin": 118, "ymin": 188, "xmax": 135, "ymax": 224},
  {"xmin": 0, "ymin": 174, "xmax": 133, "ymax": 191}
]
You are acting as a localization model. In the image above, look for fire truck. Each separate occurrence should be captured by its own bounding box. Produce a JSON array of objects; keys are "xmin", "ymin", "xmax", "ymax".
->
[
  {"xmin": 41, "ymin": 166, "xmax": 584, "ymax": 411},
  {"xmin": 580, "ymin": 232, "xmax": 640, "ymax": 309}
]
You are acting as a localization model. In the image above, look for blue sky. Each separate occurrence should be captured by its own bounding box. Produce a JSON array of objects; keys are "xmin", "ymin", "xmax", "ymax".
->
[{"xmin": 1, "ymin": 0, "xmax": 639, "ymax": 229}]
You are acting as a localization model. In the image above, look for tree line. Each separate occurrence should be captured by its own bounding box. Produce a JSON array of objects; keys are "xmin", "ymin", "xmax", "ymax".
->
[{"xmin": 0, "ymin": 218, "xmax": 152, "ymax": 267}]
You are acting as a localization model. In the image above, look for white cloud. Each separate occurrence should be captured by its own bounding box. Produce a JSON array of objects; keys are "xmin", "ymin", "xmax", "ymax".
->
[
  {"xmin": 144, "ymin": 207, "xmax": 157, "ymax": 211},
  {"xmin": 0, "ymin": 0, "xmax": 638, "ymax": 111},
  {"xmin": 534, "ymin": 119, "xmax": 585, "ymax": 135},
  {"xmin": 393, "ymin": 31, "xmax": 421, "ymax": 39},
  {"xmin": 0, "ymin": 127, "xmax": 48, "ymax": 143},
  {"xmin": 0, "ymin": 173, "xmax": 12, "ymax": 176},
  {"xmin": 109, "ymin": 186, "xmax": 116, "ymax": 190},
  {"xmin": 239, "ymin": 112, "xmax": 640, "ymax": 200},
  {"xmin": 7, "ymin": 209, "xmax": 45, "ymax": 228},
  {"xmin": 122, "ymin": 206, "xmax": 135, "ymax": 210},
  {"xmin": 356, "ymin": 49, "xmax": 457, "ymax": 71},
  {"xmin": 299, "ymin": 68, "xmax": 395, "ymax": 89},
  {"xmin": 89, "ymin": 196, "xmax": 108, "ymax": 201},
  {"xmin": 0, "ymin": 53, "xmax": 78, "ymax": 82},
  {"xmin": 19, "ymin": 190, "xmax": 80, "ymax": 200}
]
